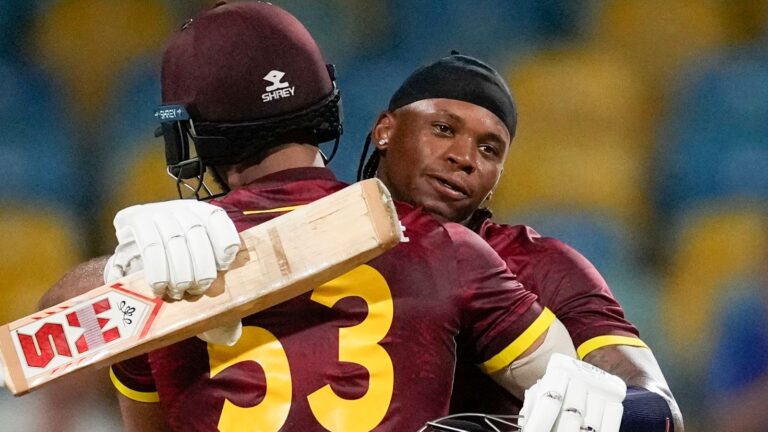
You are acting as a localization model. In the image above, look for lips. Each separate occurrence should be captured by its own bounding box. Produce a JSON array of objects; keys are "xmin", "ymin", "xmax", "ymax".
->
[{"xmin": 429, "ymin": 174, "xmax": 470, "ymax": 199}]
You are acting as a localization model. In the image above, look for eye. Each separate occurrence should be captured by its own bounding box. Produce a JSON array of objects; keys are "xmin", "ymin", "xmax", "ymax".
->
[
  {"xmin": 479, "ymin": 143, "xmax": 501, "ymax": 158},
  {"xmin": 432, "ymin": 122, "xmax": 454, "ymax": 136}
]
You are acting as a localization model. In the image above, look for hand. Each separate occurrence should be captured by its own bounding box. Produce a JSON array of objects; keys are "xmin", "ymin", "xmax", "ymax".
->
[
  {"xmin": 0, "ymin": 355, "xmax": 5, "ymax": 388},
  {"xmin": 104, "ymin": 200, "xmax": 241, "ymax": 300},
  {"xmin": 519, "ymin": 353, "xmax": 626, "ymax": 432},
  {"xmin": 197, "ymin": 320, "xmax": 243, "ymax": 346}
]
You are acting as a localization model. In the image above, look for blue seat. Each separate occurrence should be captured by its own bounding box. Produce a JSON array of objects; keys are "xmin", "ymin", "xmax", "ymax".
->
[
  {"xmin": 330, "ymin": 59, "xmax": 422, "ymax": 182},
  {"xmin": 0, "ymin": 58, "xmax": 81, "ymax": 210},
  {"xmin": 655, "ymin": 44, "xmax": 768, "ymax": 220},
  {"xmin": 384, "ymin": 0, "xmax": 595, "ymax": 64},
  {"xmin": 99, "ymin": 58, "xmax": 162, "ymax": 165},
  {"xmin": 0, "ymin": 1, "xmax": 39, "ymax": 60}
]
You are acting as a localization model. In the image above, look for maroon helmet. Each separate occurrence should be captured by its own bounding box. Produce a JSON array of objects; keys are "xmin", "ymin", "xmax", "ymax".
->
[{"xmin": 155, "ymin": 1, "xmax": 342, "ymax": 196}]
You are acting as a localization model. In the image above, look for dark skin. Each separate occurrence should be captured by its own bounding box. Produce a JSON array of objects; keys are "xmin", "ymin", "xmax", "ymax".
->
[
  {"xmin": 40, "ymin": 140, "xmax": 552, "ymax": 431},
  {"xmin": 39, "ymin": 256, "xmax": 171, "ymax": 432},
  {"xmin": 40, "ymin": 98, "xmax": 682, "ymax": 429},
  {"xmin": 372, "ymin": 98, "xmax": 684, "ymax": 431},
  {"xmin": 373, "ymin": 98, "xmax": 509, "ymax": 224},
  {"xmin": 38, "ymin": 145, "xmax": 328, "ymax": 432}
]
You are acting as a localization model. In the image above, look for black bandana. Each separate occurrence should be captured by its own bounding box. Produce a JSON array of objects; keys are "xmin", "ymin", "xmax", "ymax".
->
[{"xmin": 388, "ymin": 53, "xmax": 517, "ymax": 137}]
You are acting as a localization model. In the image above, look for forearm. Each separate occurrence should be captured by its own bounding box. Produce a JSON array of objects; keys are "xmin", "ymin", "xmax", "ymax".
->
[
  {"xmin": 117, "ymin": 393, "xmax": 171, "ymax": 432},
  {"xmin": 584, "ymin": 345, "xmax": 684, "ymax": 431},
  {"xmin": 37, "ymin": 255, "xmax": 110, "ymax": 310},
  {"xmin": 489, "ymin": 318, "xmax": 576, "ymax": 399}
]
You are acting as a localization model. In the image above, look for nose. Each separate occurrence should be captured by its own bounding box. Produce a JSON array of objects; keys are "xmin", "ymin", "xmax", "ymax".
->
[{"xmin": 446, "ymin": 137, "xmax": 477, "ymax": 174}]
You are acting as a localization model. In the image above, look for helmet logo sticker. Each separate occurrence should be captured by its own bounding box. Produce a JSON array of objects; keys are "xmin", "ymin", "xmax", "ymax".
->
[{"xmin": 262, "ymin": 70, "xmax": 295, "ymax": 102}]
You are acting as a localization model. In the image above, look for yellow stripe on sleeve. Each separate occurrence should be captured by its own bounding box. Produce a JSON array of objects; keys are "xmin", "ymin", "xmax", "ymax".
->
[
  {"xmin": 479, "ymin": 307, "xmax": 556, "ymax": 374},
  {"xmin": 242, "ymin": 205, "xmax": 303, "ymax": 215},
  {"xmin": 109, "ymin": 367, "xmax": 160, "ymax": 403},
  {"xmin": 577, "ymin": 335, "xmax": 648, "ymax": 359}
]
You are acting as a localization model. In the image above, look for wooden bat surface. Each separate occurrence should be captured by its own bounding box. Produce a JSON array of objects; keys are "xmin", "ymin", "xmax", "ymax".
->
[{"xmin": 0, "ymin": 178, "xmax": 403, "ymax": 396}]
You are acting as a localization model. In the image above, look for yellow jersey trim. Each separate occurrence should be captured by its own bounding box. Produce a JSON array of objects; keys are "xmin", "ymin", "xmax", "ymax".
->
[
  {"xmin": 242, "ymin": 205, "xmax": 303, "ymax": 215},
  {"xmin": 479, "ymin": 307, "xmax": 556, "ymax": 374},
  {"xmin": 110, "ymin": 367, "xmax": 160, "ymax": 403},
  {"xmin": 577, "ymin": 335, "xmax": 648, "ymax": 359}
]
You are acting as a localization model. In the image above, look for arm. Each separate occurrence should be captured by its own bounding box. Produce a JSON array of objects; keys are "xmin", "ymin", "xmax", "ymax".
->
[
  {"xmin": 37, "ymin": 255, "xmax": 109, "ymax": 310},
  {"xmin": 584, "ymin": 345, "xmax": 684, "ymax": 431},
  {"xmin": 519, "ymin": 235, "xmax": 683, "ymax": 430},
  {"xmin": 117, "ymin": 394, "xmax": 171, "ymax": 432},
  {"xmin": 488, "ymin": 318, "xmax": 576, "ymax": 399}
]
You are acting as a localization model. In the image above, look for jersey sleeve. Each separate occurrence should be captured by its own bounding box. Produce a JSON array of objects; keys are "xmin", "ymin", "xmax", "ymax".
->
[
  {"xmin": 109, "ymin": 354, "xmax": 159, "ymax": 403},
  {"xmin": 530, "ymin": 238, "xmax": 645, "ymax": 358},
  {"xmin": 446, "ymin": 223, "xmax": 553, "ymax": 373}
]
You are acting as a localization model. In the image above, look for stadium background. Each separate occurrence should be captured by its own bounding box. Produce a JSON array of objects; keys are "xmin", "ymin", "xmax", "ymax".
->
[{"xmin": 1, "ymin": 0, "xmax": 767, "ymax": 430}]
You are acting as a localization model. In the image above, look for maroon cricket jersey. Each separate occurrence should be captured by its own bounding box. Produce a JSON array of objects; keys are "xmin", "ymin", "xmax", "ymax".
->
[
  {"xmin": 450, "ymin": 219, "xmax": 644, "ymax": 414},
  {"xmin": 111, "ymin": 168, "xmax": 553, "ymax": 431}
]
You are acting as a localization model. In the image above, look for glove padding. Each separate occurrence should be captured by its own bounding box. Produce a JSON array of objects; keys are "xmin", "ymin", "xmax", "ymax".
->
[
  {"xmin": 519, "ymin": 353, "xmax": 626, "ymax": 432},
  {"xmin": 104, "ymin": 200, "xmax": 241, "ymax": 300}
]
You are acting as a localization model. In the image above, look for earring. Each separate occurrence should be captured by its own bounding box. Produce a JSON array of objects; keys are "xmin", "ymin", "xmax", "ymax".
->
[{"xmin": 378, "ymin": 139, "xmax": 388, "ymax": 146}]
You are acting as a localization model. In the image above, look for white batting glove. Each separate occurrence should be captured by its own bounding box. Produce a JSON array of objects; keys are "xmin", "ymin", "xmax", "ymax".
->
[
  {"xmin": 197, "ymin": 320, "xmax": 243, "ymax": 346},
  {"xmin": 518, "ymin": 353, "xmax": 626, "ymax": 432},
  {"xmin": 104, "ymin": 200, "xmax": 241, "ymax": 300}
]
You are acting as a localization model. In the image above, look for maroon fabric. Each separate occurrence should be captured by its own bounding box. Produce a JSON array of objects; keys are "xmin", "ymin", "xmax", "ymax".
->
[
  {"xmin": 450, "ymin": 219, "xmax": 640, "ymax": 415},
  {"xmin": 161, "ymin": 1, "xmax": 334, "ymax": 122},
  {"xmin": 113, "ymin": 168, "xmax": 543, "ymax": 431},
  {"xmin": 476, "ymin": 220, "xmax": 639, "ymax": 345}
]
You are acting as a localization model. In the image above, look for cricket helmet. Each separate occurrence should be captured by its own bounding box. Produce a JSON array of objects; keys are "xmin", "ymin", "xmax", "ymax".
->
[{"xmin": 155, "ymin": 0, "xmax": 342, "ymax": 197}]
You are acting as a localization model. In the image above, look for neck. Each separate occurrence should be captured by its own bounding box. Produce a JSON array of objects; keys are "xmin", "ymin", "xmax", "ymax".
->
[{"xmin": 219, "ymin": 143, "xmax": 325, "ymax": 189}]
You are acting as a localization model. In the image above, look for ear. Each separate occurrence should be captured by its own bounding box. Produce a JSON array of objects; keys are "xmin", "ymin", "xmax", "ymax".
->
[
  {"xmin": 482, "ymin": 167, "xmax": 504, "ymax": 205},
  {"xmin": 371, "ymin": 112, "xmax": 395, "ymax": 150}
]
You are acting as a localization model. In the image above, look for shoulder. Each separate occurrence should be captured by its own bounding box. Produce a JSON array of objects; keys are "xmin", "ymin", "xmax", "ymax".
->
[{"xmin": 479, "ymin": 220, "xmax": 597, "ymax": 270}]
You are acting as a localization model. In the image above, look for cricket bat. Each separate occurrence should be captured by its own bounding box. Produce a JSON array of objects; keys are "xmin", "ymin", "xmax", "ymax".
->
[{"xmin": 0, "ymin": 178, "xmax": 403, "ymax": 396}]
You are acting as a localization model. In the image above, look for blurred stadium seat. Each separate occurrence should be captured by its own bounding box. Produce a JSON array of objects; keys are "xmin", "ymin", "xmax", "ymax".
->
[
  {"xmin": 0, "ymin": 58, "xmax": 83, "ymax": 210},
  {"xmin": 333, "ymin": 58, "xmax": 423, "ymax": 182},
  {"xmin": 493, "ymin": 46, "xmax": 653, "ymax": 227},
  {"xmin": 97, "ymin": 141, "xmax": 179, "ymax": 253},
  {"xmin": 706, "ymin": 275, "xmax": 768, "ymax": 429},
  {"xmin": 0, "ymin": 0, "xmax": 39, "ymax": 61},
  {"xmin": 102, "ymin": 58, "xmax": 161, "ymax": 147},
  {"xmin": 273, "ymin": 0, "xmax": 391, "ymax": 68},
  {"xmin": 656, "ymin": 203, "xmax": 768, "ymax": 425},
  {"xmin": 30, "ymin": 0, "xmax": 173, "ymax": 124},
  {"xmin": 508, "ymin": 46, "xmax": 652, "ymax": 143},
  {"xmin": 492, "ymin": 127, "xmax": 652, "ymax": 228},
  {"xmin": 90, "ymin": 58, "xmax": 170, "ymax": 252},
  {"xmin": 660, "ymin": 203, "xmax": 768, "ymax": 366},
  {"xmin": 384, "ymin": 0, "xmax": 595, "ymax": 64},
  {"xmin": 717, "ymin": 0, "xmax": 768, "ymax": 43},
  {"xmin": 591, "ymin": 0, "xmax": 730, "ymax": 102},
  {"xmin": 708, "ymin": 276, "xmax": 768, "ymax": 398},
  {"xmin": 0, "ymin": 205, "xmax": 84, "ymax": 324},
  {"xmin": 655, "ymin": 44, "xmax": 768, "ymax": 219}
]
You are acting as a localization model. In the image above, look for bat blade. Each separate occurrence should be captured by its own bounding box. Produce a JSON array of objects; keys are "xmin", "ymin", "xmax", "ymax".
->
[{"xmin": 0, "ymin": 178, "xmax": 403, "ymax": 396}]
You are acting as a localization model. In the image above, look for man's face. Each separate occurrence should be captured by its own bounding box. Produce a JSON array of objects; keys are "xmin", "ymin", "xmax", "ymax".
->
[{"xmin": 375, "ymin": 98, "xmax": 511, "ymax": 223}]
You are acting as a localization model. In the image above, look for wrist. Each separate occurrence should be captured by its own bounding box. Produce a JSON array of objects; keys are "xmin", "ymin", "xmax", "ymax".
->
[{"xmin": 621, "ymin": 386, "xmax": 674, "ymax": 432}]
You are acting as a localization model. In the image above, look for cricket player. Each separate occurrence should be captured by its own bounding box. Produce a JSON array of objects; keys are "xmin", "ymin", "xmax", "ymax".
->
[
  {"xmin": 30, "ymin": 2, "xmax": 583, "ymax": 430},
  {"xmin": 358, "ymin": 54, "xmax": 684, "ymax": 431}
]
